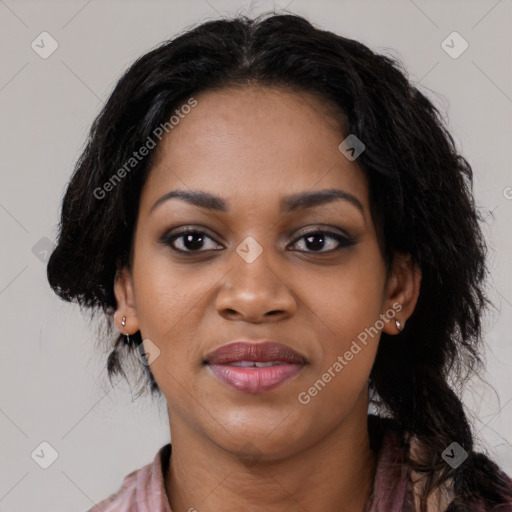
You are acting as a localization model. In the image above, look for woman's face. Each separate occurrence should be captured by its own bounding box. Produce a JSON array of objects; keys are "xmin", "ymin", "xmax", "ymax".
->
[{"xmin": 115, "ymin": 85, "xmax": 419, "ymax": 460}]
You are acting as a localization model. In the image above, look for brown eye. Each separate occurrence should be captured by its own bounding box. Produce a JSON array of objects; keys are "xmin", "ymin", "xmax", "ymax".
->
[
  {"xmin": 161, "ymin": 229, "xmax": 223, "ymax": 253},
  {"xmin": 289, "ymin": 230, "xmax": 356, "ymax": 253}
]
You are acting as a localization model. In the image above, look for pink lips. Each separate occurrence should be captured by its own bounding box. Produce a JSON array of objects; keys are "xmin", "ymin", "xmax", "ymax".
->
[{"xmin": 204, "ymin": 341, "xmax": 307, "ymax": 394}]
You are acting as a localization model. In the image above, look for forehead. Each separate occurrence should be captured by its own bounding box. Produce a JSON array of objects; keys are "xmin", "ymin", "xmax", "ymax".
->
[{"xmin": 141, "ymin": 85, "xmax": 369, "ymax": 214}]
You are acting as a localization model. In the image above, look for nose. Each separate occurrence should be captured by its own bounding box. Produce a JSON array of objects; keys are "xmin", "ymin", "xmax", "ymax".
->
[{"xmin": 215, "ymin": 248, "xmax": 297, "ymax": 323}]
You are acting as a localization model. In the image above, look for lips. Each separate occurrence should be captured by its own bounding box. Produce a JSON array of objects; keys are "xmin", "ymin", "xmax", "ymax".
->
[
  {"xmin": 204, "ymin": 341, "xmax": 307, "ymax": 394},
  {"xmin": 204, "ymin": 341, "xmax": 307, "ymax": 365}
]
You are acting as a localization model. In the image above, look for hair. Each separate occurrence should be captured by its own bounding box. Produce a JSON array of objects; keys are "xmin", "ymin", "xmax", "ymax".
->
[{"xmin": 46, "ymin": 11, "xmax": 512, "ymax": 511}]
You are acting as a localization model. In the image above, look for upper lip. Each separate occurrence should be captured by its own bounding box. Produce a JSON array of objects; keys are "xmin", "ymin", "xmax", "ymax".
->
[{"xmin": 204, "ymin": 341, "xmax": 307, "ymax": 365}]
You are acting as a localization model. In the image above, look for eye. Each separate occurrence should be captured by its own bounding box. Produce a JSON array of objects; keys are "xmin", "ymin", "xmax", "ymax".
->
[
  {"xmin": 160, "ymin": 227, "xmax": 356, "ymax": 255},
  {"xmin": 288, "ymin": 230, "xmax": 356, "ymax": 253},
  {"xmin": 161, "ymin": 229, "xmax": 223, "ymax": 253}
]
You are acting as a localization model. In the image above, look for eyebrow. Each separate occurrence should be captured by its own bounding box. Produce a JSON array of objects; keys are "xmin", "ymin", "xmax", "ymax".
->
[{"xmin": 149, "ymin": 188, "xmax": 365, "ymax": 220}]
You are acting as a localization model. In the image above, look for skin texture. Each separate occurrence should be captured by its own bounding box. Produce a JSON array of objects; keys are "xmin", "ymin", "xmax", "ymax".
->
[{"xmin": 113, "ymin": 85, "xmax": 422, "ymax": 512}]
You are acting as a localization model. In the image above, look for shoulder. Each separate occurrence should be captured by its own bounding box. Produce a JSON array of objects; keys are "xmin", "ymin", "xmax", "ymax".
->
[
  {"xmin": 86, "ymin": 443, "xmax": 172, "ymax": 512},
  {"xmin": 407, "ymin": 437, "xmax": 454, "ymax": 512},
  {"xmin": 367, "ymin": 415, "xmax": 512, "ymax": 511},
  {"xmin": 409, "ymin": 438, "xmax": 512, "ymax": 511}
]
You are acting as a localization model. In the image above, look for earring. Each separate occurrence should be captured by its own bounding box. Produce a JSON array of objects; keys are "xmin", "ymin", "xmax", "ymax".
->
[
  {"xmin": 119, "ymin": 315, "xmax": 130, "ymax": 346},
  {"xmin": 395, "ymin": 319, "xmax": 403, "ymax": 332}
]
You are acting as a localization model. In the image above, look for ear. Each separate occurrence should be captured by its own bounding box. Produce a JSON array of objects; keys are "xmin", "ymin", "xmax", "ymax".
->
[
  {"xmin": 113, "ymin": 266, "xmax": 140, "ymax": 336},
  {"xmin": 382, "ymin": 252, "xmax": 422, "ymax": 335}
]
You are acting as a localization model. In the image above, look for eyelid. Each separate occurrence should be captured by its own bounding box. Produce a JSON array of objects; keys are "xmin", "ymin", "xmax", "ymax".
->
[
  {"xmin": 289, "ymin": 224, "xmax": 352, "ymax": 242},
  {"xmin": 161, "ymin": 225, "xmax": 224, "ymax": 242}
]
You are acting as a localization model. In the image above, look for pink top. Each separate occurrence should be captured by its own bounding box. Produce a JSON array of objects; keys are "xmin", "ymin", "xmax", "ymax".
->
[
  {"xmin": 86, "ymin": 420, "xmax": 512, "ymax": 512},
  {"xmin": 87, "ymin": 443, "xmax": 172, "ymax": 512}
]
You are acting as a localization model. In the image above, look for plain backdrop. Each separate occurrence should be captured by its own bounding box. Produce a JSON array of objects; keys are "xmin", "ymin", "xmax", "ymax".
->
[{"xmin": 0, "ymin": 0, "xmax": 511, "ymax": 511}]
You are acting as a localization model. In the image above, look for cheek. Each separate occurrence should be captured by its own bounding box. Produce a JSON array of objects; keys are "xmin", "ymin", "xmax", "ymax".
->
[
  {"xmin": 306, "ymin": 247, "xmax": 387, "ymax": 341},
  {"xmin": 299, "ymin": 244, "xmax": 386, "ymax": 399},
  {"xmin": 132, "ymin": 238, "xmax": 203, "ymax": 330},
  {"xmin": 297, "ymin": 312, "xmax": 379, "ymax": 427},
  {"xmin": 130, "ymin": 245, "xmax": 205, "ymax": 374}
]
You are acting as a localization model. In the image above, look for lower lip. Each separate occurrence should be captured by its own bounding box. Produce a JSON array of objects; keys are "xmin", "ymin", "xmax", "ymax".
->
[{"xmin": 207, "ymin": 363, "xmax": 304, "ymax": 393}]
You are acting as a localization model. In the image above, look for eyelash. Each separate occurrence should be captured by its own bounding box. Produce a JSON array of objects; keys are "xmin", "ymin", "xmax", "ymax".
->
[{"xmin": 160, "ymin": 227, "xmax": 356, "ymax": 254}]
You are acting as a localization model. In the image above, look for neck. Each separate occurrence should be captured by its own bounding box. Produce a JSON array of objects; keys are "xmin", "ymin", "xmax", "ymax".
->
[{"xmin": 165, "ymin": 396, "xmax": 377, "ymax": 512}]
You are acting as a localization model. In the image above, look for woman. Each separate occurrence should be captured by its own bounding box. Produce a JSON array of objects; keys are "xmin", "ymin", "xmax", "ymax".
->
[{"xmin": 46, "ymin": 12, "xmax": 512, "ymax": 512}]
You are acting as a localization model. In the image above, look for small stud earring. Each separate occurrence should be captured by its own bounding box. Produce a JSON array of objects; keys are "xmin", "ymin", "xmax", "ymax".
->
[
  {"xmin": 121, "ymin": 316, "xmax": 126, "ymax": 327},
  {"xmin": 395, "ymin": 319, "xmax": 403, "ymax": 332}
]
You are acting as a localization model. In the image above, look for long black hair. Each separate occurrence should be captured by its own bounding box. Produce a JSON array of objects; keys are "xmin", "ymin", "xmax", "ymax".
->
[{"xmin": 46, "ymin": 12, "xmax": 512, "ymax": 511}]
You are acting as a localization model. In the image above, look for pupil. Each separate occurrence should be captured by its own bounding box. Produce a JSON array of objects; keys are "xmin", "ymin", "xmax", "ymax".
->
[
  {"xmin": 306, "ymin": 234, "xmax": 324, "ymax": 251},
  {"xmin": 185, "ymin": 233, "xmax": 204, "ymax": 250}
]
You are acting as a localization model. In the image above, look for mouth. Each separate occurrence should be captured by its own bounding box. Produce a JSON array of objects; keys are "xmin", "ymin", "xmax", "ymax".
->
[{"xmin": 203, "ymin": 341, "xmax": 307, "ymax": 394}]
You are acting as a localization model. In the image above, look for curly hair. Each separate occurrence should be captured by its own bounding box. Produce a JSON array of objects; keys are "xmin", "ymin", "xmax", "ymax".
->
[{"xmin": 46, "ymin": 12, "xmax": 512, "ymax": 511}]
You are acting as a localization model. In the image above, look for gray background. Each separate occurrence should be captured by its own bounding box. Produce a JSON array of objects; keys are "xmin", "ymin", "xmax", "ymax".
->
[{"xmin": 0, "ymin": 0, "xmax": 511, "ymax": 511}]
